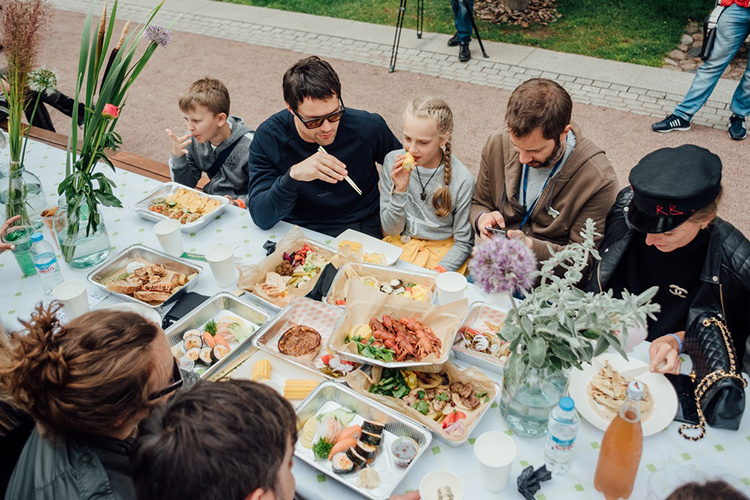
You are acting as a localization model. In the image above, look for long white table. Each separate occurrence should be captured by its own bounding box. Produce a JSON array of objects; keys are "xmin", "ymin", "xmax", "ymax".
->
[{"xmin": 2, "ymin": 139, "xmax": 749, "ymax": 499}]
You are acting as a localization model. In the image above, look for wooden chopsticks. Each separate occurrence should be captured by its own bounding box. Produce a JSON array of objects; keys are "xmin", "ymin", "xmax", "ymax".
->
[{"xmin": 318, "ymin": 145, "xmax": 362, "ymax": 196}]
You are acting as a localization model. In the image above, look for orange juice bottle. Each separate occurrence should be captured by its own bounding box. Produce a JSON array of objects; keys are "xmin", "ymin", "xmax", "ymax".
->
[{"xmin": 594, "ymin": 380, "xmax": 644, "ymax": 500}]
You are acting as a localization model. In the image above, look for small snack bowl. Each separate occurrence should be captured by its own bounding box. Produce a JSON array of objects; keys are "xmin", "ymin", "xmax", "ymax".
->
[
  {"xmin": 391, "ymin": 436, "xmax": 419, "ymax": 468},
  {"xmin": 419, "ymin": 470, "xmax": 464, "ymax": 500}
]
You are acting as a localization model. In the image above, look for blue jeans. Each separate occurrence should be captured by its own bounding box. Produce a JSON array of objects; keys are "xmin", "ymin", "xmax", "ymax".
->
[
  {"xmin": 674, "ymin": 4, "xmax": 750, "ymax": 121},
  {"xmin": 450, "ymin": 0, "xmax": 474, "ymax": 44}
]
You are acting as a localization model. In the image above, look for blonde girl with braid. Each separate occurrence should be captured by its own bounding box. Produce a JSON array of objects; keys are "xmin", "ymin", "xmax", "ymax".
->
[{"xmin": 380, "ymin": 96, "xmax": 475, "ymax": 273}]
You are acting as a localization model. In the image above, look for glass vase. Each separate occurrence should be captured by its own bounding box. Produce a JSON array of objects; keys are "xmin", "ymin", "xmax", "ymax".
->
[
  {"xmin": 1, "ymin": 162, "xmax": 47, "ymax": 229},
  {"xmin": 53, "ymin": 195, "xmax": 111, "ymax": 269},
  {"xmin": 499, "ymin": 355, "xmax": 569, "ymax": 438}
]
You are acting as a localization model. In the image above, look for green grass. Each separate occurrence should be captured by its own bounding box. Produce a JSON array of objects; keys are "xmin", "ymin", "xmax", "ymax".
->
[{"xmin": 216, "ymin": 0, "xmax": 712, "ymax": 66}]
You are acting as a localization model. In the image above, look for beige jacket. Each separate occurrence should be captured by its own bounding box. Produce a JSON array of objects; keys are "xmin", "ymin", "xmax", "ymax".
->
[{"xmin": 470, "ymin": 123, "xmax": 619, "ymax": 261}]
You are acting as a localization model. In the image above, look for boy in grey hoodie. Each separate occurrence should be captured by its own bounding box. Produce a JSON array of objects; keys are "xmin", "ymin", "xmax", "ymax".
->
[{"xmin": 167, "ymin": 78, "xmax": 254, "ymax": 207}]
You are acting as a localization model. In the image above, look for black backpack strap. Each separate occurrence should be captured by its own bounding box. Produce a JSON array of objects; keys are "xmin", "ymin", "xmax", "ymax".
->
[{"xmin": 206, "ymin": 139, "xmax": 241, "ymax": 179}]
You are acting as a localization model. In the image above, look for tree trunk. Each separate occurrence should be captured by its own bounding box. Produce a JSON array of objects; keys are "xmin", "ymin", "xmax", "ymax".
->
[{"xmin": 506, "ymin": 0, "xmax": 530, "ymax": 11}]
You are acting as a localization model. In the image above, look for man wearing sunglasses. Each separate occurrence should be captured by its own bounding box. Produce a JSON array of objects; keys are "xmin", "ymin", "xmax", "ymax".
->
[{"xmin": 248, "ymin": 56, "xmax": 401, "ymax": 238}]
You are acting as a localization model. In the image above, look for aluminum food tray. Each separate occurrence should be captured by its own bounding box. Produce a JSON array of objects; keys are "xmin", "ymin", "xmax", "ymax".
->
[
  {"xmin": 295, "ymin": 381, "xmax": 432, "ymax": 500},
  {"xmin": 358, "ymin": 365, "xmax": 500, "ymax": 448},
  {"xmin": 322, "ymin": 262, "xmax": 437, "ymax": 306},
  {"xmin": 252, "ymin": 297, "xmax": 347, "ymax": 382},
  {"xmin": 87, "ymin": 244, "xmax": 202, "ymax": 312},
  {"xmin": 131, "ymin": 182, "xmax": 229, "ymax": 234},
  {"xmin": 451, "ymin": 301, "xmax": 509, "ymax": 375},
  {"xmin": 164, "ymin": 292, "xmax": 271, "ymax": 380}
]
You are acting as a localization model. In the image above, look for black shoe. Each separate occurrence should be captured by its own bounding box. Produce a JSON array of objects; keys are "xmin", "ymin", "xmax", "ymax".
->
[
  {"xmin": 447, "ymin": 33, "xmax": 460, "ymax": 47},
  {"xmin": 651, "ymin": 113, "xmax": 690, "ymax": 133},
  {"xmin": 728, "ymin": 114, "xmax": 746, "ymax": 141},
  {"xmin": 459, "ymin": 43, "xmax": 471, "ymax": 62}
]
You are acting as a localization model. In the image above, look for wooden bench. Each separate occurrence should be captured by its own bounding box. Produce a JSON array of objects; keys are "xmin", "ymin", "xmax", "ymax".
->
[{"xmin": 2, "ymin": 122, "xmax": 207, "ymax": 188}]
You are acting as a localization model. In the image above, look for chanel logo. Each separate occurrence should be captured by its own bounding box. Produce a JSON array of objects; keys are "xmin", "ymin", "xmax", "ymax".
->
[{"xmin": 669, "ymin": 284, "xmax": 688, "ymax": 298}]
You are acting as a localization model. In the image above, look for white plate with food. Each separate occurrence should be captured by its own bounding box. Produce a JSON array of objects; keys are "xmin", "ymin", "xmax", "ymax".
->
[
  {"xmin": 334, "ymin": 229, "xmax": 402, "ymax": 266},
  {"xmin": 132, "ymin": 182, "xmax": 229, "ymax": 234},
  {"xmin": 568, "ymin": 353, "xmax": 678, "ymax": 436}
]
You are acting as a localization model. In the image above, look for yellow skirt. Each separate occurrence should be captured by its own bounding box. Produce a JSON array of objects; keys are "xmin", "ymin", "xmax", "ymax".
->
[{"xmin": 382, "ymin": 236, "xmax": 469, "ymax": 274}]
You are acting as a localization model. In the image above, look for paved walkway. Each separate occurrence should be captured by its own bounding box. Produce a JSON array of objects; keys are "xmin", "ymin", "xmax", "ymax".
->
[{"xmin": 51, "ymin": 0, "xmax": 741, "ymax": 131}]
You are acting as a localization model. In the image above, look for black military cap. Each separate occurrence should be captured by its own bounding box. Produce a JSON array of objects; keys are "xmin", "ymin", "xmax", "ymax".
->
[{"xmin": 627, "ymin": 145, "xmax": 722, "ymax": 234}]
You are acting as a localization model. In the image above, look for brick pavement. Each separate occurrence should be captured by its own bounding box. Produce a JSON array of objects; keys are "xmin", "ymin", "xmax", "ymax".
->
[{"xmin": 51, "ymin": 0, "xmax": 740, "ymax": 131}]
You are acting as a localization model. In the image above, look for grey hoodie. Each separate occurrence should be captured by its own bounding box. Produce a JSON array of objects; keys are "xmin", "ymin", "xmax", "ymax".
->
[{"xmin": 169, "ymin": 115, "xmax": 254, "ymax": 204}]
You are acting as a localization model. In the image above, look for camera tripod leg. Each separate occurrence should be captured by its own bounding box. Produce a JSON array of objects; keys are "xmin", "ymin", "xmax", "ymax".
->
[
  {"xmin": 417, "ymin": 0, "xmax": 424, "ymax": 38},
  {"xmin": 389, "ymin": 0, "xmax": 408, "ymax": 72}
]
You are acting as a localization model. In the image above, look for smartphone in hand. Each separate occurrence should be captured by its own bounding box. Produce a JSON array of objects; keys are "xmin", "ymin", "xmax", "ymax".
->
[{"xmin": 486, "ymin": 227, "xmax": 507, "ymax": 237}]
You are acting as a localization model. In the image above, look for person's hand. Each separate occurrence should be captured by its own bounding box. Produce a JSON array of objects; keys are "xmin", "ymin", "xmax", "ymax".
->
[
  {"xmin": 0, "ymin": 215, "xmax": 21, "ymax": 253},
  {"xmin": 289, "ymin": 151, "xmax": 348, "ymax": 184},
  {"xmin": 649, "ymin": 332, "xmax": 683, "ymax": 374},
  {"xmin": 390, "ymin": 154, "xmax": 412, "ymax": 193},
  {"xmin": 166, "ymin": 129, "xmax": 192, "ymax": 157},
  {"xmin": 507, "ymin": 229, "xmax": 533, "ymax": 249},
  {"xmin": 477, "ymin": 211, "xmax": 505, "ymax": 240},
  {"xmin": 389, "ymin": 492, "xmax": 420, "ymax": 500}
]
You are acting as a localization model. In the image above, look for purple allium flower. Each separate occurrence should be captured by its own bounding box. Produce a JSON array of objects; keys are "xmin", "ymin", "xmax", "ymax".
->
[
  {"xmin": 144, "ymin": 24, "xmax": 171, "ymax": 47},
  {"xmin": 469, "ymin": 236, "xmax": 538, "ymax": 294}
]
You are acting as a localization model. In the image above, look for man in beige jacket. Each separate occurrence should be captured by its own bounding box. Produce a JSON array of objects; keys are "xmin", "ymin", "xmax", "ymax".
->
[{"xmin": 471, "ymin": 78, "xmax": 619, "ymax": 262}]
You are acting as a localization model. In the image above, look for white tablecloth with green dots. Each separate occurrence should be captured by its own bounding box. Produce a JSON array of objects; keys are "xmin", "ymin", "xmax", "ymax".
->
[{"xmin": 2, "ymin": 140, "xmax": 749, "ymax": 499}]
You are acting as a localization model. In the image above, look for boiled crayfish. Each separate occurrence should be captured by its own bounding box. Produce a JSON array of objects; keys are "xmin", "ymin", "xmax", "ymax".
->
[{"xmin": 369, "ymin": 314, "xmax": 441, "ymax": 362}]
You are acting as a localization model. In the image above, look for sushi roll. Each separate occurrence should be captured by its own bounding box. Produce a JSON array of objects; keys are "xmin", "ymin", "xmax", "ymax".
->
[
  {"xmin": 331, "ymin": 451, "xmax": 355, "ymax": 474},
  {"xmin": 355, "ymin": 440, "xmax": 377, "ymax": 463},
  {"xmin": 199, "ymin": 347, "xmax": 213, "ymax": 365},
  {"xmin": 345, "ymin": 447, "xmax": 366, "ymax": 469},
  {"xmin": 183, "ymin": 335, "xmax": 202, "ymax": 350},
  {"xmin": 186, "ymin": 347, "xmax": 201, "ymax": 362},
  {"xmin": 360, "ymin": 431, "xmax": 382, "ymax": 447},
  {"xmin": 171, "ymin": 344, "xmax": 186, "ymax": 359},
  {"xmin": 212, "ymin": 344, "xmax": 230, "ymax": 362},
  {"xmin": 362, "ymin": 420, "xmax": 385, "ymax": 436},
  {"xmin": 183, "ymin": 329, "xmax": 202, "ymax": 341}
]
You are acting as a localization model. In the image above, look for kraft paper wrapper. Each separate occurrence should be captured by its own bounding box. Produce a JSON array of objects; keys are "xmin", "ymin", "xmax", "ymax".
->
[
  {"xmin": 329, "ymin": 279, "xmax": 468, "ymax": 367},
  {"xmin": 325, "ymin": 262, "xmax": 437, "ymax": 305},
  {"xmin": 237, "ymin": 226, "xmax": 341, "ymax": 308},
  {"xmin": 346, "ymin": 361, "xmax": 496, "ymax": 443}
]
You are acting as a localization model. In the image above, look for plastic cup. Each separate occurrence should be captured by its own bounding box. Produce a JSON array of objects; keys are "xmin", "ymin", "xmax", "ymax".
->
[
  {"xmin": 53, "ymin": 279, "xmax": 89, "ymax": 320},
  {"xmin": 435, "ymin": 272, "xmax": 467, "ymax": 304},
  {"xmin": 474, "ymin": 431, "xmax": 517, "ymax": 492},
  {"xmin": 419, "ymin": 469, "xmax": 464, "ymax": 500},
  {"xmin": 2, "ymin": 225, "xmax": 36, "ymax": 277},
  {"xmin": 205, "ymin": 244, "xmax": 236, "ymax": 288},
  {"xmin": 153, "ymin": 219, "xmax": 183, "ymax": 257}
]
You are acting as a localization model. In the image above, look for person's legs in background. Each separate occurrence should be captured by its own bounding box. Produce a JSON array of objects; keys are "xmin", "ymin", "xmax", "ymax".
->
[
  {"xmin": 728, "ymin": 53, "xmax": 750, "ymax": 140},
  {"xmin": 653, "ymin": 5, "xmax": 750, "ymax": 134},
  {"xmin": 448, "ymin": 0, "xmax": 474, "ymax": 62}
]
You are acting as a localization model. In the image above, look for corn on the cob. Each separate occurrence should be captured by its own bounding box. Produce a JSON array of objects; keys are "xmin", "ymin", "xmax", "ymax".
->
[
  {"xmin": 284, "ymin": 379, "xmax": 319, "ymax": 399},
  {"xmin": 338, "ymin": 240, "xmax": 363, "ymax": 254},
  {"xmin": 252, "ymin": 359, "xmax": 271, "ymax": 382}
]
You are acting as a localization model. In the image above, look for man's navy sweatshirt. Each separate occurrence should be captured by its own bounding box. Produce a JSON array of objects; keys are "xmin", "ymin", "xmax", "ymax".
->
[{"xmin": 247, "ymin": 108, "xmax": 401, "ymax": 238}]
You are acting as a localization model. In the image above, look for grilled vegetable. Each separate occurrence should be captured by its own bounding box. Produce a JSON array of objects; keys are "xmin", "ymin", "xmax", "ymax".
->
[
  {"xmin": 283, "ymin": 379, "xmax": 319, "ymax": 400},
  {"xmin": 252, "ymin": 359, "xmax": 271, "ymax": 381}
]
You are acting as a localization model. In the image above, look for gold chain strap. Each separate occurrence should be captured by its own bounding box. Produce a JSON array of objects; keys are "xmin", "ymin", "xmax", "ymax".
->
[{"xmin": 678, "ymin": 318, "xmax": 748, "ymax": 441}]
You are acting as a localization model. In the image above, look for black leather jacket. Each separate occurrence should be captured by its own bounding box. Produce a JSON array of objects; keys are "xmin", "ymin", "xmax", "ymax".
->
[{"xmin": 589, "ymin": 188, "xmax": 750, "ymax": 374}]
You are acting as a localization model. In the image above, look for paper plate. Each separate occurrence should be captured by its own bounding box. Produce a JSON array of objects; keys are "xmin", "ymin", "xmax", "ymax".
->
[
  {"xmin": 97, "ymin": 301, "xmax": 162, "ymax": 325},
  {"xmin": 568, "ymin": 353, "xmax": 678, "ymax": 437},
  {"xmin": 334, "ymin": 228, "xmax": 403, "ymax": 266}
]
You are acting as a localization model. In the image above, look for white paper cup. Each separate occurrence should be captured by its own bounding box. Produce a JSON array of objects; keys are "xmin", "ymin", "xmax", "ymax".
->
[
  {"xmin": 153, "ymin": 219, "xmax": 183, "ymax": 257},
  {"xmin": 435, "ymin": 271, "xmax": 467, "ymax": 304},
  {"xmin": 206, "ymin": 244, "xmax": 236, "ymax": 288},
  {"xmin": 419, "ymin": 469, "xmax": 464, "ymax": 500},
  {"xmin": 53, "ymin": 279, "xmax": 89, "ymax": 320},
  {"xmin": 474, "ymin": 431, "xmax": 517, "ymax": 492}
]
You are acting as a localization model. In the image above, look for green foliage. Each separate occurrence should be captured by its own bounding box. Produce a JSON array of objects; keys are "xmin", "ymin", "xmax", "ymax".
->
[
  {"xmin": 499, "ymin": 219, "xmax": 661, "ymax": 381},
  {"xmin": 215, "ymin": 0, "xmax": 713, "ymax": 66},
  {"xmin": 60, "ymin": 0, "xmax": 170, "ymax": 245}
]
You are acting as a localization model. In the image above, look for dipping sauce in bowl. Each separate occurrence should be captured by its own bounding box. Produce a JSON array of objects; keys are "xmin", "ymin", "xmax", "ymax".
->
[{"xmin": 391, "ymin": 437, "xmax": 419, "ymax": 467}]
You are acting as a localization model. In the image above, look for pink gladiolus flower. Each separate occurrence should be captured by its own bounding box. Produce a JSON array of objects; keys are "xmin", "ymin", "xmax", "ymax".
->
[{"xmin": 102, "ymin": 104, "xmax": 119, "ymax": 119}]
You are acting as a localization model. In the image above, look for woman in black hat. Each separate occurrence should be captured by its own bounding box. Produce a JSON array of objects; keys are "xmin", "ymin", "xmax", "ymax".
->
[{"xmin": 589, "ymin": 144, "xmax": 750, "ymax": 376}]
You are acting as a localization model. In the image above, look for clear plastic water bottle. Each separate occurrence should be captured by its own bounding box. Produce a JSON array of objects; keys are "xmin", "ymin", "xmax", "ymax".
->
[
  {"xmin": 544, "ymin": 396, "xmax": 579, "ymax": 473},
  {"xmin": 30, "ymin": 232, "xmax": 64, "ymax": 295}
]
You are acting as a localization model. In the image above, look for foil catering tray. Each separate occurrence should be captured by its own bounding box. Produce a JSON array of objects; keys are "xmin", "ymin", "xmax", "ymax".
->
[
  {"xmin": 131, "ymin": 182, "xmax": 229, "ymax": 234},
  {"xmin": 295, "ymin": 381, "xmax": 432, "ymax": 500},
  {"xmin": 451, "ymin": 302, "xmax": 509, "ymax": 374}
]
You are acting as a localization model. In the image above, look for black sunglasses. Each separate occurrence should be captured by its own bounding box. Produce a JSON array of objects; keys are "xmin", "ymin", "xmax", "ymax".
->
[
  {"xmin": 291, "ymin": 98, "xmax": 346, "ymax": 129},
  {"xmin": 147, "ymin": 358, "xmax": 183, "ymax": 401}
]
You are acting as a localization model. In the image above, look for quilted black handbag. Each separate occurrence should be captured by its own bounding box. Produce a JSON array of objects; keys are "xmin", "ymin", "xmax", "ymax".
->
[
  {"xmin": 679, "ymin": 316, "xmax": 747, "ymax": 440},
  {"xmin": 699, "ymin": 2, "xmax": 725, "ymax": 62}
]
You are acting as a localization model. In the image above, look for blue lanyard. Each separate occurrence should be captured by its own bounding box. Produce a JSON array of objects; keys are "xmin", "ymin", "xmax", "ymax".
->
[{"xmin": 519, "ymin": 159, "xmax": 563, "ymax": 230}]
